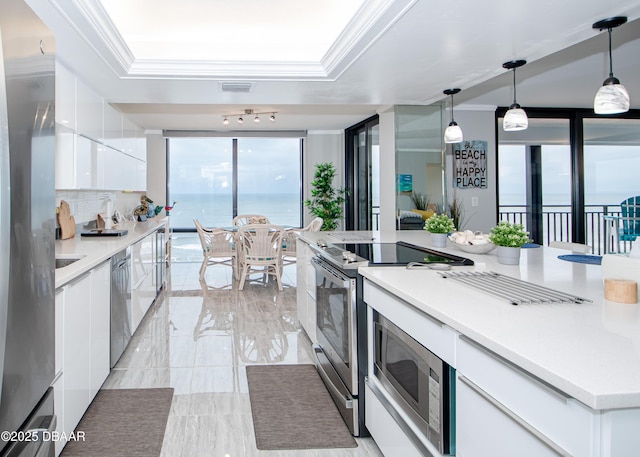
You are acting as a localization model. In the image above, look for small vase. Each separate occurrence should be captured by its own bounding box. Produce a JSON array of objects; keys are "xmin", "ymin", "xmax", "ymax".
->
[
  {"xmin": 429, "ymin": 232, "xmax": 448, "ymax": 248},
  {"xmin": 496, "ymin": 246, "xmax": 521, "ymax": 265}
]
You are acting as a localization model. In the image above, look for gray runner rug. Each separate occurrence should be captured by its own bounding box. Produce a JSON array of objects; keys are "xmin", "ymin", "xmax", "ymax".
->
[
  {"xmin": 246, "ymin": 364, "xmax": 357, "ymax": 450},
  {"xmin": 61, "ymin": 388, "xmax": 174, "ymax": 457}
]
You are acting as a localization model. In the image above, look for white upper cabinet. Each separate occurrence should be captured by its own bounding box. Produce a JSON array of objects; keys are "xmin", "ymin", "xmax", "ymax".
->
[
  {"xmin": 75, "ymin": 80, "xmax": 103, "ymax": 142},
  {"xmin": 55, "ymin": 62, "xmax": 147, "ymax": 191},
  {"xmin": 55, "ymin": 62, "xmax": 75, "ymax": 130},
  {"xmin": 103, "ymin": 104, "xmax": 123, "ymax": 150}
]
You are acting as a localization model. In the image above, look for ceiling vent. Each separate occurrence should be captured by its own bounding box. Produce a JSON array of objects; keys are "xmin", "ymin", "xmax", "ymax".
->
[{"xmin": 220, "ymin": 82, "xmax": 253, "ymax": 93}]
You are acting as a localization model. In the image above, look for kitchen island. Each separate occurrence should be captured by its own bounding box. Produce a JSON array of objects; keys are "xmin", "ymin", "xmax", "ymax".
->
[{"xmin": 298, "ymin": 230, "xmax": 640, "ymax": 456}]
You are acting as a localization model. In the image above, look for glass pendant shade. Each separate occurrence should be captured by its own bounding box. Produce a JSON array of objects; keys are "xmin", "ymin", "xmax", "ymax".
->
[
  {"xmin": 592, "ymin": 17, "xmax": 630, "ymax": 115},
  {"xmin": 594, "ymin": 80, "xmax": 630, "ymax": 114},
  {"xmin": 503, "ymin": 104, "xmax": 528, "ymax": 131},
  {"xmin": 444, "ymin": 122, "xmax": 463, "ymax": 143}
]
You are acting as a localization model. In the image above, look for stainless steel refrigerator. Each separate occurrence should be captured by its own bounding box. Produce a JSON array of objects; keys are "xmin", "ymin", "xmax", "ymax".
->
[{"xmin": 0, "ymin": 0, "xmax": 57, "ymax": 455}]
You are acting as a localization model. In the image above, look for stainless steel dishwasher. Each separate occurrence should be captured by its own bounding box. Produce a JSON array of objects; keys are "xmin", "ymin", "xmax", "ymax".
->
[{"xmin": 110, "ymin": 248, "xmax": 131, "ymax": 368}]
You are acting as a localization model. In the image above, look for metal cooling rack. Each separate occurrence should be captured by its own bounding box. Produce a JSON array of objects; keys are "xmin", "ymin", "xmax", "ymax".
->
[{"xmin": 439, "ymin": 271, "xmax": 592, "ymax": 305}]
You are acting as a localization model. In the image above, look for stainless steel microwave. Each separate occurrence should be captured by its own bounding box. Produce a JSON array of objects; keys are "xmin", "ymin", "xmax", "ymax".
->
[{"xmin": 373, "ymin": 311, "xmax": 455, "ymax": 455}]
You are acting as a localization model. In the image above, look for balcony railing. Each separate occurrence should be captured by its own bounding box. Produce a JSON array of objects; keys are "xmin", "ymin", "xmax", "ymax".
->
[{"xmin": 498, "ymin": 204, "xmax": 630, "ymax": 255}]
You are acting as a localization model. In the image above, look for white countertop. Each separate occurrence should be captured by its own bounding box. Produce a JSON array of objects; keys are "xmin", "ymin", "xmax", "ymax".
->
[
  {"xmin": 55, "ymin": 217, "xmax": 168, "ymax": 289},
  {"xmin": 302, "ymin": 230, "xmax": 640, "ymax": 410}
]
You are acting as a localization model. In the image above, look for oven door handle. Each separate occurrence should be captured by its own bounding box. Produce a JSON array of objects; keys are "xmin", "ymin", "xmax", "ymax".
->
[
  {"xmin": 311, "ymin": 256, "xmax": 351, "ymax": 287},
  {"xmin": 313, "ymin": 346, "xmax": 354, "ymax": 409}
]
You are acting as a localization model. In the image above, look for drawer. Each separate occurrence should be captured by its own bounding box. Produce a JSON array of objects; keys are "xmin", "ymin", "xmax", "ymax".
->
[
  {"xmin": 364, "ymin": 280, "xmax": 456, "ymax": 365},
  {"xmin": 457, "ymin": 337, "xmax": 595, "ymax": 456}
]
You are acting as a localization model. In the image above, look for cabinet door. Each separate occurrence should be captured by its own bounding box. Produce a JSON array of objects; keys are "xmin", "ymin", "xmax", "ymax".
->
[
  {"xmin": 54, "ymin": 288, "xmax": 65, "ymax": 456},
  {"xmin": 103, "ymin": 104, "xmax": 123, "ymax": 150},
  {"xmin": 55, "ymin": 62, "xmax": 76, "ymax": 130},
  {"xmin": 55, "ymin": 289, "xmax": 64, "ymax": 376},
  {"xmin": 75, "ymin": 80, "xmax": 103, "ymax": 141},
  {"xmin": 456, "ymin": 375, "xmax": 563, "ymax": 457},
  {"xmin": 90, "ymin": 262, "xmax": 111, "ymax": 396},
  {"xmin": 296, "ymin": 238, "xmax": 308, "ymax": 335},
  {"xmin": 55, "ymin": 130, "xmax": 75, "ymax": 189},
  {"xmin": 131, "ymin": 234, "xmax": 156, "ymax": 332},
  {"xmin": 63, "ymin": 274, "xmax": 92, "ymax": 435}
]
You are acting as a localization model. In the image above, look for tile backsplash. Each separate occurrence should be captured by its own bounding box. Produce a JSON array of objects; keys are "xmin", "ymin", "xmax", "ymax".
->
[{"xmin": 56, "ymin": 190, "xmax": 145, "ymax": 226}]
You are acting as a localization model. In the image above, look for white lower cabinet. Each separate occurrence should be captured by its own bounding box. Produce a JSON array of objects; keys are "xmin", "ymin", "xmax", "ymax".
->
[
  {"xmin": 365, "ymin": 382, "xmax": 425, "ymax": 457},
  {"xmin": 456, "ymin": 375, "xmax": 565, "ymax": 457},
  {"xmin": 295, "ymin": 238, "xmax": 317, "ymax": 342},
  {"xmin": 55, "ymin": 261, "xmax": 111, "ymax": 456},
  {"xmin": 131, "ymin": 233, "xmax": 156, "ymax": 333},
  {"xmin": 61, "ymin": 272, "xmax": 92, "ymax": 438},
  {"xmin": 456, "ymin": 337, "xmax": 594, "ymax": 457},
  {"xmin": 90, "ymin": 262, "xmax": 110, "ymax": 397}
]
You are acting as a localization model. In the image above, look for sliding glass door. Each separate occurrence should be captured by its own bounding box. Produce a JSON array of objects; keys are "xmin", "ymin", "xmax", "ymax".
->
[{"xmin": 168, "ymin": 136, "xmax": 302, "ymax": 230}]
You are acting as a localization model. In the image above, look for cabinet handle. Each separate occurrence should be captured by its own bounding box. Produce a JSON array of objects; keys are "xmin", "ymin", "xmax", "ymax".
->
[
  {"xmin": 365, "ymin": 377, "xmax": 436, "ymax": 457},
  {"xmin": 458, "ymin": 375, "xmax": 572, "ymax": 457}
]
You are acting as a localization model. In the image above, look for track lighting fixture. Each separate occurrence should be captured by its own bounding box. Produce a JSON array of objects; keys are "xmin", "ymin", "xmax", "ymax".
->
[
  {"xmin": 502, "ymin": 59, "xmax": 528, "ymax": 131},
  {"xmin": 443, "ymin": 88, "xmax": 463, "ymax": 143},
  {"xmin": 593, "ymin": 16, "xmax": 629, "ymax": 114},
  {"xmin": 221, "ymin": 109, "xmax": 278, "ymax": 125}
]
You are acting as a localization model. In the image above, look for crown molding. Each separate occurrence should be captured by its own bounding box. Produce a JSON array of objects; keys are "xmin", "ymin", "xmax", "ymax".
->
[
  {"xmin": 322, "ymin": 0, "xmax": 418, "ymax": 79},
  {"xmin": 67, "ymin": 0, "xmax": 417, "ymax": 81}
]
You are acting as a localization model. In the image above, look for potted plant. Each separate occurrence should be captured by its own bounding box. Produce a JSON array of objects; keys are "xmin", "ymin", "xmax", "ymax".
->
[
  {"xmin": 410, "ymin": 191, "xmax": 434, "ymax": 220},
  {"xmin": 304, "ymin": 162, "xmax": 348, "ymax": 231},
  {"xmin": 488, "ymin": 221, "xmax": 532, "ymax": 265},
  {"xmin": 424, "ymin": 213, "xmax": 456, "ymax": 248}
]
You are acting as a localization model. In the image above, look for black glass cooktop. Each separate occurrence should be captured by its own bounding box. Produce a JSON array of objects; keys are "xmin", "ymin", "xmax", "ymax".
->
[{"xmin": 331, "ymin": 241, "xmax": 473, "ymax": 266}]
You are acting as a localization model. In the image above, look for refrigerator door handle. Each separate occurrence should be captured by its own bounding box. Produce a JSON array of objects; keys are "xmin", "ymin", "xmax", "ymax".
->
[{"xmin": 0, "ymin": 19, "xmax": 11, "ymax": 404}]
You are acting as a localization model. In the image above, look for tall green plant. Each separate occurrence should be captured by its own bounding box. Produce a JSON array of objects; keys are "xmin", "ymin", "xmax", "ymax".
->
[{"xmin": 304, "ymin": 162, "xmax": 347, "ymax": 231}]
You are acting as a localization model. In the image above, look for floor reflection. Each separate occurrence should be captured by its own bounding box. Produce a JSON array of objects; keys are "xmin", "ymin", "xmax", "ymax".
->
[{"xmin": 103, "ymin": 258, "xmax": 382, "ymax": 457}]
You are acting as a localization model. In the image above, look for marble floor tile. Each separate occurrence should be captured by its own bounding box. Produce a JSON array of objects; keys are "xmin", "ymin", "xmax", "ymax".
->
[{"xmin": 103, "ymin": 256, "xmax": 383, "ymax": 457}]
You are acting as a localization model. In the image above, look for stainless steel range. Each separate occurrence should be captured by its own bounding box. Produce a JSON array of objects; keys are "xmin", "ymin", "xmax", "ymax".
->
[{"xmin": 309, "ymin": 240, "xmax": 472, "ymax": 436}]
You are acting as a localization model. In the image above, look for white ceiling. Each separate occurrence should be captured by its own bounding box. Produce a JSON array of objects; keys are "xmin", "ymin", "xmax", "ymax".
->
[{"xmin": 26, "ymin": 0, "xmax": 640, "ymax": 132}]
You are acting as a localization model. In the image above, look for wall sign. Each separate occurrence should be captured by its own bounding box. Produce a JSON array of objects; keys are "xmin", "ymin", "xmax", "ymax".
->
[
  {"xmin": 453, "ymin": 140, "xmax": 487, "ymax": 189},
  {"xmin": 396, "ymin": 174, "xmax": 413, "ymax": 193}
]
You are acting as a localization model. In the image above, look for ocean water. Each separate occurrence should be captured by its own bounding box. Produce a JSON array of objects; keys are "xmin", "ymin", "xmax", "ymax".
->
[{"xmin": 168, "ymin": 192, "xmax": 303, "ymax": 229}]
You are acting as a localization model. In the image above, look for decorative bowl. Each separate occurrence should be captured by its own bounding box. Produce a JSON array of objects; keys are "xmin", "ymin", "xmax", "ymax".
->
[
  {"xmin": 448, "ymin": 231, "xmax": 495, "ymax": 254},
  {"xmin": 454, "ymin": 241, "xmax": 496, "ymax": 254}
]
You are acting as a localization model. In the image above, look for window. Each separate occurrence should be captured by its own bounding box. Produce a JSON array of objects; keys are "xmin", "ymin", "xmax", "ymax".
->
[{"xmin": 168, "ymin": 136, "xmax": 302, "ymax": 229}]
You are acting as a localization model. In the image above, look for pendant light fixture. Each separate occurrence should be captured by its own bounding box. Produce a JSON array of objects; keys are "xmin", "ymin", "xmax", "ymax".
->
[
  {"xmin": 502, "ymin": 59, "xmax": 528, "ymax": 131},
  {"xmin": 593, "ymin": 16, "xmax": 629, "ymax": 114},
  {"xmin": 443, "ymin": 88, "xmax": 463, "ymax": 143}
]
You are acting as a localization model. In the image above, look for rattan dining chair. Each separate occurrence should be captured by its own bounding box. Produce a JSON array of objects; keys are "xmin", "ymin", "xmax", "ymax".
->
[
  {"xmin": 194, "ymin": 219, "xmax": 237, "ymax": 281},
  {"xmin": 232, "ymin": 214, "xmax": 270, "ymax": 226},
  {"xmin": 236, "ymin": 224, "xmax": 285, "ymax": 290},
  {"xmin": 281, "ymin": 217, "xmax": 323, "ymax": 266}
]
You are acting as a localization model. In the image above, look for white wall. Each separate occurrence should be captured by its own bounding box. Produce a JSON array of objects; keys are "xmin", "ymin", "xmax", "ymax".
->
[
  {"xmin": 146, "ymin": 132, "xmax": 167, "ymax": 205},
  {"xmin": 378, "ymin": 109, "xmax": 397, "ymax": 232},
  {"xmin": 445, "ymin": 107, "xmax": 497, "ymax": 233}
]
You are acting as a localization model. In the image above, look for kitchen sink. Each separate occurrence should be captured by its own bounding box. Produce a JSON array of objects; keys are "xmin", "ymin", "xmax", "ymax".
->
[{"xmin": 55, "ymin": 254, "xmax": 86, "ymax": 269}]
